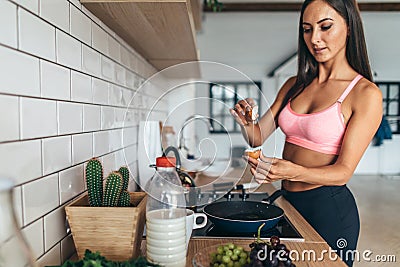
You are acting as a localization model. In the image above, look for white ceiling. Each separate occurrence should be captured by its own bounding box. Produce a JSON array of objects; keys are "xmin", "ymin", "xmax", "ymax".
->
[{"xmin": 196, "ymin": 11, "xmax": 400, "ymax": 80}]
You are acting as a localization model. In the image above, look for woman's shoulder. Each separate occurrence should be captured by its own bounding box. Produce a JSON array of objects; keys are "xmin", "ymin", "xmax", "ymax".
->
[
  {"xmin": 284, "ymin": 76, "xmax": 297, "ymax": 88},
  {"xmin": 278, "ymin": 76, "xmax": 297, "ymax": 95},
  {"xmin": 352, "ymin": 77, "xmax": 382, "ymax": 106}
]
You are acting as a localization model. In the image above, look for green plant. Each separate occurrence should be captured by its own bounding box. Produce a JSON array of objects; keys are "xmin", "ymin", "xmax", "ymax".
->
[
  {"xmin": 206, "ymin": 0, "xmax": 223, "ymax": 12},
  {"xmin": 86, "ymin": 159, "xmax": 133, "ymax": 207},
  {"xmin": 118, "ymin": 190, "xmax": 131, "ymax": 207},
  {"xmin": 118, "ymin": 166, "xmax": 130, "ymax": 191},
  {"xmin": 47, "ymin": 249, "xmax": 160, "ymax": 267},
  {"xmin": 85, "ymin": 158, "xmax": 103, "ymax": 207},
  {"xmin": 103, "ymin": 172, "xmax": 123, "ymax": 207}
]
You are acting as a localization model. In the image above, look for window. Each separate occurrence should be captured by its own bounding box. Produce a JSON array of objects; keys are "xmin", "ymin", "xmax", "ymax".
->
[
  {"xmin": 376, "ymin": 82, "xmax": 400, "ymax": 134},
  {"xmin": 209, "ymin": 82, "xmax": 261, "ymax": 133}
]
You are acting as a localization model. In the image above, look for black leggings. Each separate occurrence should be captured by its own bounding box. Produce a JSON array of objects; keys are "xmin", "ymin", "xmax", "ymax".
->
[{"xmin": 283, "ymin": 185, "xmax": 360, "ymax": 267}]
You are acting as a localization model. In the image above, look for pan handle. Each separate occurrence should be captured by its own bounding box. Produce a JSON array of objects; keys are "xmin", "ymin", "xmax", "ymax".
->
[{"xmin": 261, "ymin": 190, "xmax": 284, "ymax": 204}]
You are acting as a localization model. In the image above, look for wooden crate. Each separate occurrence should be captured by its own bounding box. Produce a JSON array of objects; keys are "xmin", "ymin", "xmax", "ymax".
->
[{"xmin": 65, "ymin": 192, "xmax": 147, "ymax": 261}]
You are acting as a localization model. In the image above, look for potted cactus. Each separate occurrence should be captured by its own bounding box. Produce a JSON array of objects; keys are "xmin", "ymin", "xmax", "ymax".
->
[{"xmin": 65, "ymin": 158, "xmax": 147, "ymax": 261}]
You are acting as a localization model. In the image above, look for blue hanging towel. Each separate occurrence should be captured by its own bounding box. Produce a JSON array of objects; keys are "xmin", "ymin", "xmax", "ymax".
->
[{"xmin": 373, "ymin": 116, "xmax": 392, "ymax": 146}]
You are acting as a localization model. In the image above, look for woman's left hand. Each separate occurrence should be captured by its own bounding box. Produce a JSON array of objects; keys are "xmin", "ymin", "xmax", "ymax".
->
[{"xmin": 246, "ymin": 153, "xmax": 301, "ymax": 183}]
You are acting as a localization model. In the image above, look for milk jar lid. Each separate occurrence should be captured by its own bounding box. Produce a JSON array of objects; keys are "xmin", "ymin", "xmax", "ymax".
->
[
  {"xmin": 156, "ymin": 157, "xmax": 176, "ymax": 167},
  {"xmin": 0, "ymin": 178, "xmax": 15, "ymax": 192}
]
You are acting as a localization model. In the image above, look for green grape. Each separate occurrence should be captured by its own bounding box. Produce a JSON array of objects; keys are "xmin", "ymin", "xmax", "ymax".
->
[
  {"xmin": 225, "ymin": 250, "xmax": 233, "ymax": 257},
  {"xmin": 222, "ymin": 255, "xmax": 231, "ymax": 264},
  {"xmin": 239, "ymin": 258, "xmax": 247, "ymax": 265},
  {"xmin": 233, "ymin": 248, "xmax": 241, "ymax": 256},
  {"xmin": 209, "ymin": 243, "xmax": 251, "ymax": 267}
]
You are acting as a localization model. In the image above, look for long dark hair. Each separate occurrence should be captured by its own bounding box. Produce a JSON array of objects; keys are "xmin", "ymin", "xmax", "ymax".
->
[{"xmin": 277, "ymin": 0, "xmax": 373, "ymax": 121}]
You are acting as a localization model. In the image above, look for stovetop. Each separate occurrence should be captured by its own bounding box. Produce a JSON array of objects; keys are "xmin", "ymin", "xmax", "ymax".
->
[{"xmin": 191, "ymin": 190, "xmax": 304, "ymax": 242}]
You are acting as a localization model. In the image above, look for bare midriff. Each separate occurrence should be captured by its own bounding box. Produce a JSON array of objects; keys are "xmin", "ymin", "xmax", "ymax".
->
[{"xmin": 281, "ymin": 142, "xmax": 338, "ymax": 192}]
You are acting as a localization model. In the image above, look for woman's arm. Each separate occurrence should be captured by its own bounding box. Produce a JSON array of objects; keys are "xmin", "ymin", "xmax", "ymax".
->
[
  {"xmin": 230, "ymin": 77, "xmax": 296, "ymax": 147},
  {"xmin": 248, "ymin": 80, "xmax": 383, "ymax": 185}
]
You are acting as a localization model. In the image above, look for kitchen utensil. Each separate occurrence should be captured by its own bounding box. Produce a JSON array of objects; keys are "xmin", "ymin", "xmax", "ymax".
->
[{"xmin": 203, "ymin": 190, "xmax": 284, "ymax": 233}]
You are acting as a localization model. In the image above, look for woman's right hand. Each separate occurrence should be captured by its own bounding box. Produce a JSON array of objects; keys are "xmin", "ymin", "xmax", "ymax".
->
[{"xmin": 229, "ymin": 98, "xmax": 258, "ymax": 126}]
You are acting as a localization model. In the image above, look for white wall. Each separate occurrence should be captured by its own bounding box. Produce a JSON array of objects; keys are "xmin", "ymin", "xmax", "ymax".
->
[{"xmin": 0, "ymin": 0, "xmax": 167, "ymax": 265}]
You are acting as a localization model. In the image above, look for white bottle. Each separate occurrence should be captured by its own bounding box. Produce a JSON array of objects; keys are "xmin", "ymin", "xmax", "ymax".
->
[{"xmin": 146, "ymin": 157, "xmax": 187, "ymax": 267}]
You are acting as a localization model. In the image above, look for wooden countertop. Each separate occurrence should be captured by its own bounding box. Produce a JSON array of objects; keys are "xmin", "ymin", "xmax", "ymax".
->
[
  {"xmin": 166, "ymin": 166, "xmax": 348, "ymax": 266},
  {"xmin": 70, "ymin": 166, "xmax": 347, "ymax": 266}
]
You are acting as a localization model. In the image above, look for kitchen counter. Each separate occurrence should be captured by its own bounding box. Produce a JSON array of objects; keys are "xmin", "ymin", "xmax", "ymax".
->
[
  {"xmin": 70, "ymin": 166, "xmax": 347, "ymax": 266},
  {"xmin": 149, "ymin": 166, "xmax": 348, "ymax": 266}
]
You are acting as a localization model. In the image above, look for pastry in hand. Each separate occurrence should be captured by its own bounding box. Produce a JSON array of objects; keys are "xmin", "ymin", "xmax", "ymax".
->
[{"xmin": 244, "ymin": 146, "xmax": 262, "ymax": 159}]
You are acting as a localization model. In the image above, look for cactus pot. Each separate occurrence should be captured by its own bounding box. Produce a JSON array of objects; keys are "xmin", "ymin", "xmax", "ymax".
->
[{"xmin": 65, "ymin": 192, "xmax": 147, "ymax": 261}]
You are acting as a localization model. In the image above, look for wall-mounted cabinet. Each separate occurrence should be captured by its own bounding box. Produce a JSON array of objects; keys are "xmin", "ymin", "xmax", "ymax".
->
[{"xmin": 81, "ymin": 0, "xmax": 200, "ymax": 71}]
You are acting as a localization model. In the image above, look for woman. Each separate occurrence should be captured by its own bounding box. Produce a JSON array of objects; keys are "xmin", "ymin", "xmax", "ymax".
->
[{"xmin": 230, "ymin": 0, "xmax": 382, "ymax": 266}]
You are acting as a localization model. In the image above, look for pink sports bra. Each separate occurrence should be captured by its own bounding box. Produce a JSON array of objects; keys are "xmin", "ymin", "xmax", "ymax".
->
[{"xmin": 278, "ymin": 74, "xmax": 363, "ymax": 155}]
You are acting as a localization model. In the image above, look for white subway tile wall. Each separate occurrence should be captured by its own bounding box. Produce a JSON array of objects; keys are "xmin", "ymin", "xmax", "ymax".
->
[
  {"xmin": 58, "ymin": 101, "xmax": 83, "ymax": 134},
  {"xmin": 0, "ymin": 45, "xmax": 40, "ymax": 96},
  {"xmin": 0, "ymin": 1, "xmax": 164, "ymax": 264},
  {"xmin": 22, "ymin": 218, "xmax": 44, "ymax": 259},
  {"xmin": 0, "ymin": 0, "xmax": 17, "ymax": 48},
  {"xmin": 83, "ymin": 104, "xmax": 101, "ymax": 131},
  {"xmin": 37, "ymin": 244, "xmax": 62, "ymax": 267},
  {"xmin": 20, "ymin": 97, "xmax": 58, "ymax": 139},
  {"xmin": 56, "ymin": 29, "xmax": 82, "ymax": 70},
  {"xmin": 71, "ymin": 70, "xmax": 92, "ymax": 102},
  {"xmin": 60, "ymin": 235, "xmax": 75, "ymax": 264},
  {"xmin": 22, "ymin": 173, "xmax": 59, "ymax": 225},
  {"xmin": 18, "ymin": 8, "xmax": 56, "ymax": 61},
  {"xmin": 40, "ymin": 0, "xmax": 70, "ymax": 33},
  {"xmin": 43, "ymin": 206, "xmax": 69, "ymax": 251},
  {"xmin": 59, "ymin": 164, "xmax": 85, "ymax": 205},
  {"xmin": 14, "ymin": 0, "xmax": 39, "ymax": 15},
  {"xmin": 71, "ymin": 133, "xmax": 93, "ymax": 164},
  {"xmin": 69, "ymin": 4, "xmax": 91, "ymax": 46},
  {"xmin": 0, "ymin": 140, "xmax": 42, "ymax": 184},
  {"xmin": 0, "ymin": 95, "xmax": 19, "ymax": 142},
  {"xmin": 40, "ymin": 60, "xmax": 71, "ymax": 100},
  {"xmin": 42, "ymin": 136, "xmax": 72, "ymax": 176}
]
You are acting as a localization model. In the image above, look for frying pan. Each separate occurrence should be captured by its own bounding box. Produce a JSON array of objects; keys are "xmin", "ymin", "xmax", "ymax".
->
[{"xmin": 203, "ymin": 190, "xmax": 284, "ymax": 233}]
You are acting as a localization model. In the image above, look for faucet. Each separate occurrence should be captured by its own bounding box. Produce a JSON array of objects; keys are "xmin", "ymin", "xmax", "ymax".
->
[
  {"xmin": 164, "ymin": 146, "xmax": 182, "ymax": 169},
  {"xmin": 163, "ymin": 145, "xmax": 197, "ymax": 188},
  {"xmin": 177, "ymin": 115, "xmax": 214, "ymax": 155}
]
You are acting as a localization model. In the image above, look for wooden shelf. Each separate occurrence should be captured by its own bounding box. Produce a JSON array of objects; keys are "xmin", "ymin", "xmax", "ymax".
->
[{"xmin": 81, "ymin": 0, "xmax": 200, "ymax": 72}]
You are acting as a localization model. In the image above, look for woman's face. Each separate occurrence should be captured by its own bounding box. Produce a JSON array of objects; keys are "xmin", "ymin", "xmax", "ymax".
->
[{"xmin": 302, "ymin": 0, "xmax": 348, "ymax": 63}]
